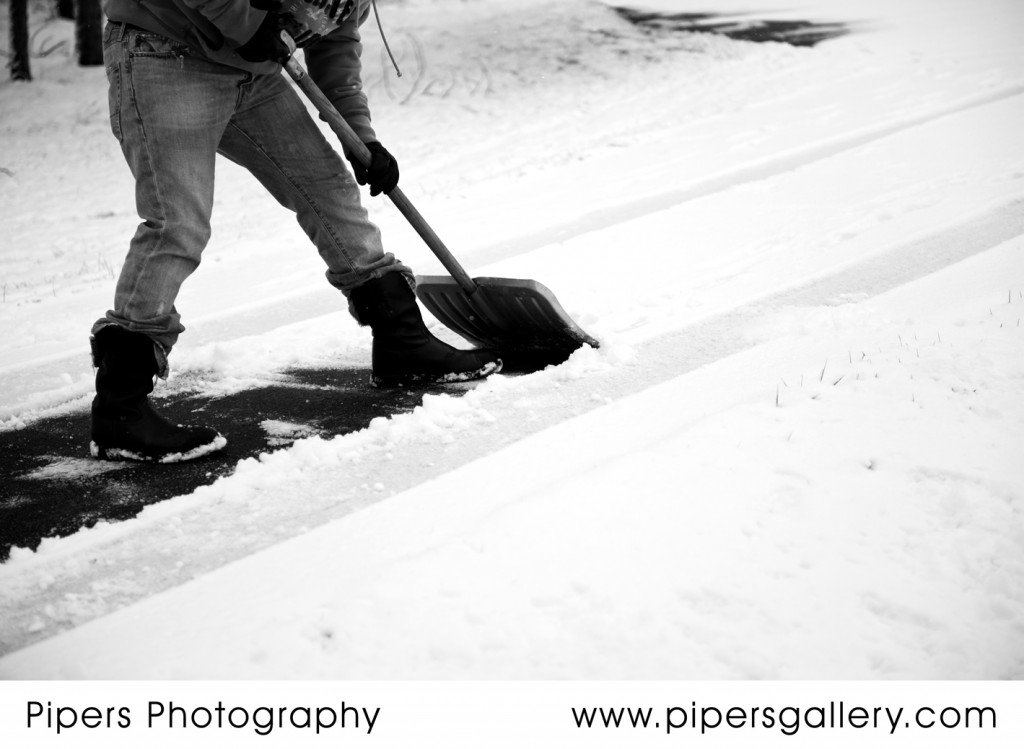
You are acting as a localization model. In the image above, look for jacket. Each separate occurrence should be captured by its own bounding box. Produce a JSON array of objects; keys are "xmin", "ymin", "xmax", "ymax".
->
[{"xmin": 102, "ymin": 0, "xmax": 378, "ymax": 142}]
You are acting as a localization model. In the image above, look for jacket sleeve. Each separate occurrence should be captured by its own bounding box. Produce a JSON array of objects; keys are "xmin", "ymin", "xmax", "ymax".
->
[{"xmin": 302, "ymin": 4, "xmax": 378, "ymax": 144}]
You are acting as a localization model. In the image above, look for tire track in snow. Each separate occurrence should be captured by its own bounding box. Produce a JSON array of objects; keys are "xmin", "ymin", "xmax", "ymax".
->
[
  {"xmin": 625, "ymin": 197, "xmax": 1024, "ymax": 381},
  {"xmin": 469, "ymin": 84, "xmax": 1024, "ymax": 267}
]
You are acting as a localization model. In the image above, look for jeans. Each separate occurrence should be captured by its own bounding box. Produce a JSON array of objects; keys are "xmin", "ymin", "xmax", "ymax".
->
[{"xmin": 94, "ymin": 23, "xmax": 409, "ymax": 374}]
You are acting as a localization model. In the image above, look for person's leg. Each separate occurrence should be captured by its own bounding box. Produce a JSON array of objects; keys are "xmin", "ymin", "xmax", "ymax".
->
[
  {"xmin": 217, "ymin": 71, "xmax": 408, "ymax": 292},
  {"xmin": 94, "ymin": 24, "xmax": 243, "ymax": 369},
  {"xmin": 218, "ymin": 73, "xmax": 501, "ymax": 386},
  {"xmin": 90, "ymin": 24, "xmax": 235, "ymax": 461}
]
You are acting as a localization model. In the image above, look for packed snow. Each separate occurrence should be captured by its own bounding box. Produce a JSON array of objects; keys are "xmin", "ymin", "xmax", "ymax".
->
[{"xmin": 0, "ymin": 0, "xmax": 1022, "ymax": 680}]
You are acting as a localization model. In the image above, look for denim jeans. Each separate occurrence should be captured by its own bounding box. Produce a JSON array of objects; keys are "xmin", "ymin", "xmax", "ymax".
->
[{"xmin": 93, "ymin": 23, "xmax": 409, "ymax": 373}]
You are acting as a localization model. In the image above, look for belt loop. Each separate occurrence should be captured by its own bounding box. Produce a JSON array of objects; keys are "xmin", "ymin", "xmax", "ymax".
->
[{"xmin": 118, "ymin": 22, "xmax": 128, "ymax": 41}]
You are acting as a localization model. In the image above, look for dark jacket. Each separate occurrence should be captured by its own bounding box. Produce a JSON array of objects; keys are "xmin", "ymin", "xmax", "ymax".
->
[{"xmin": 102, "ymin": 0, "xmax": 378, "ymax": 142}]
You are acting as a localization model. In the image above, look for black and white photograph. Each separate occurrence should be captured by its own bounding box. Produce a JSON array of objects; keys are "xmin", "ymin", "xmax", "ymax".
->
[{"xmin": 0, "ymin": 0, "xmax": 1021, "ymax": 744}]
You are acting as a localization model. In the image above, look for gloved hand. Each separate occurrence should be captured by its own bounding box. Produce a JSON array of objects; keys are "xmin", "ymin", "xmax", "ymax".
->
[
  {"xmin": 349, "ymin": 141, "xmax": 400, "ymax": 196},
  {"xmin": 237, "ymin": 12, "xmax": 293, "ymax": 63},
  {"xmin": 237, "ymin": 9, "xmax": 322, "ymax": 63}
]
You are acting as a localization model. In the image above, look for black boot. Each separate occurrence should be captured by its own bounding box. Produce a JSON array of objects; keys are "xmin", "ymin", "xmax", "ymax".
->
[
  {"xmin": 90, "ymin": 326, "xmax": 226, "ymax": 462},
  {"xmin": 349, "ymin": 273, "xmax": 502, "ymax": 388}
]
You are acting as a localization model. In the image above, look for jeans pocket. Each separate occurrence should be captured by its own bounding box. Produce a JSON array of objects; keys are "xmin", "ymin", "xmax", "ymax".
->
[
  {"xmin": 129, "ymin": 32, "xmax": 188, "ymax": 58},
  {"xmin": 105, "ymin": 63, "xmax": 123, "ymax": 143}
]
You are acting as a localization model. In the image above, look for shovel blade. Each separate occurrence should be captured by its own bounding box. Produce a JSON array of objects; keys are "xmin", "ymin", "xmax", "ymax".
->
[{"xmin": 415, "ymin": 276, "xmax": 599, "ymax": 368}]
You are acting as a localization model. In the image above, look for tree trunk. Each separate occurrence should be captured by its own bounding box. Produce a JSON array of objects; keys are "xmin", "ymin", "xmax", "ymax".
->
[
  {"xmin": 75, "ymin": 0, "xmax": 104, "ymax": 66},
  {"xmin": 9, "ymin": 0, "xmax": 32, "ymax": 81}
]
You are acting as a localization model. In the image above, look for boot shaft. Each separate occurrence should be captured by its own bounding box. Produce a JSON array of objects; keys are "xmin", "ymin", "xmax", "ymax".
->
[
  {"xmin": 91, "ymin": 326, "xmax": 160, "ymax": 417},
  {"xmin": 349, "ymin": 272, "xmax": 432, "ymax": 346}
]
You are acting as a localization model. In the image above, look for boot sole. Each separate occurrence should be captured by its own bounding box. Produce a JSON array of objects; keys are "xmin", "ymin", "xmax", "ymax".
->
[
  {"xmin": 372, "ymin": 359, "xmax": 502, "ymax": 389},
  {"xmin": 90, "ymin": 434, "xmax": 228, "ymax": 464}
]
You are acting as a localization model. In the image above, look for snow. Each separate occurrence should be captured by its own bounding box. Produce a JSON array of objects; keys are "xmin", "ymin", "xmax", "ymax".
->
[{"xmin": 0, "ymin": 0, "xmax": 1022, "ymax": 680}]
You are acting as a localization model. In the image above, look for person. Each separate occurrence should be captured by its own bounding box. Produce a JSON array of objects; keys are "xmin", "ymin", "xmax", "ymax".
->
[{"xmin": 90, "ymin": 0, "xmax": 501, "ymax": 463}]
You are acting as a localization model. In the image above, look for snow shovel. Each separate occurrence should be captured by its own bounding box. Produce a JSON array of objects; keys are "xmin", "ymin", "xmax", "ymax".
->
[{"xmin": 281, "ymin": 48, "xmax": 599, "ymax": 367}]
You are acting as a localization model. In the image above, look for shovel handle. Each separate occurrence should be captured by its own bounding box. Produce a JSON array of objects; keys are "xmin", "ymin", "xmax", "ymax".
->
[{"xmin": 281, "ymin": 40, "xmax": 479, "ymax": 295}]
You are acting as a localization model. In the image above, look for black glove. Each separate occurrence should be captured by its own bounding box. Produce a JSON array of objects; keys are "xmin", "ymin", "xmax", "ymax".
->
[
  {"xmin": 349, "ymin": 141, "xmax": 399, "ymax": 196},
  {"xmin": 237, "ymin": 7, "xmax": 325, "ymax": 62},
  {"xmin": 237, "ymin": 12, "xmax": 293, "ymax": 63}
]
